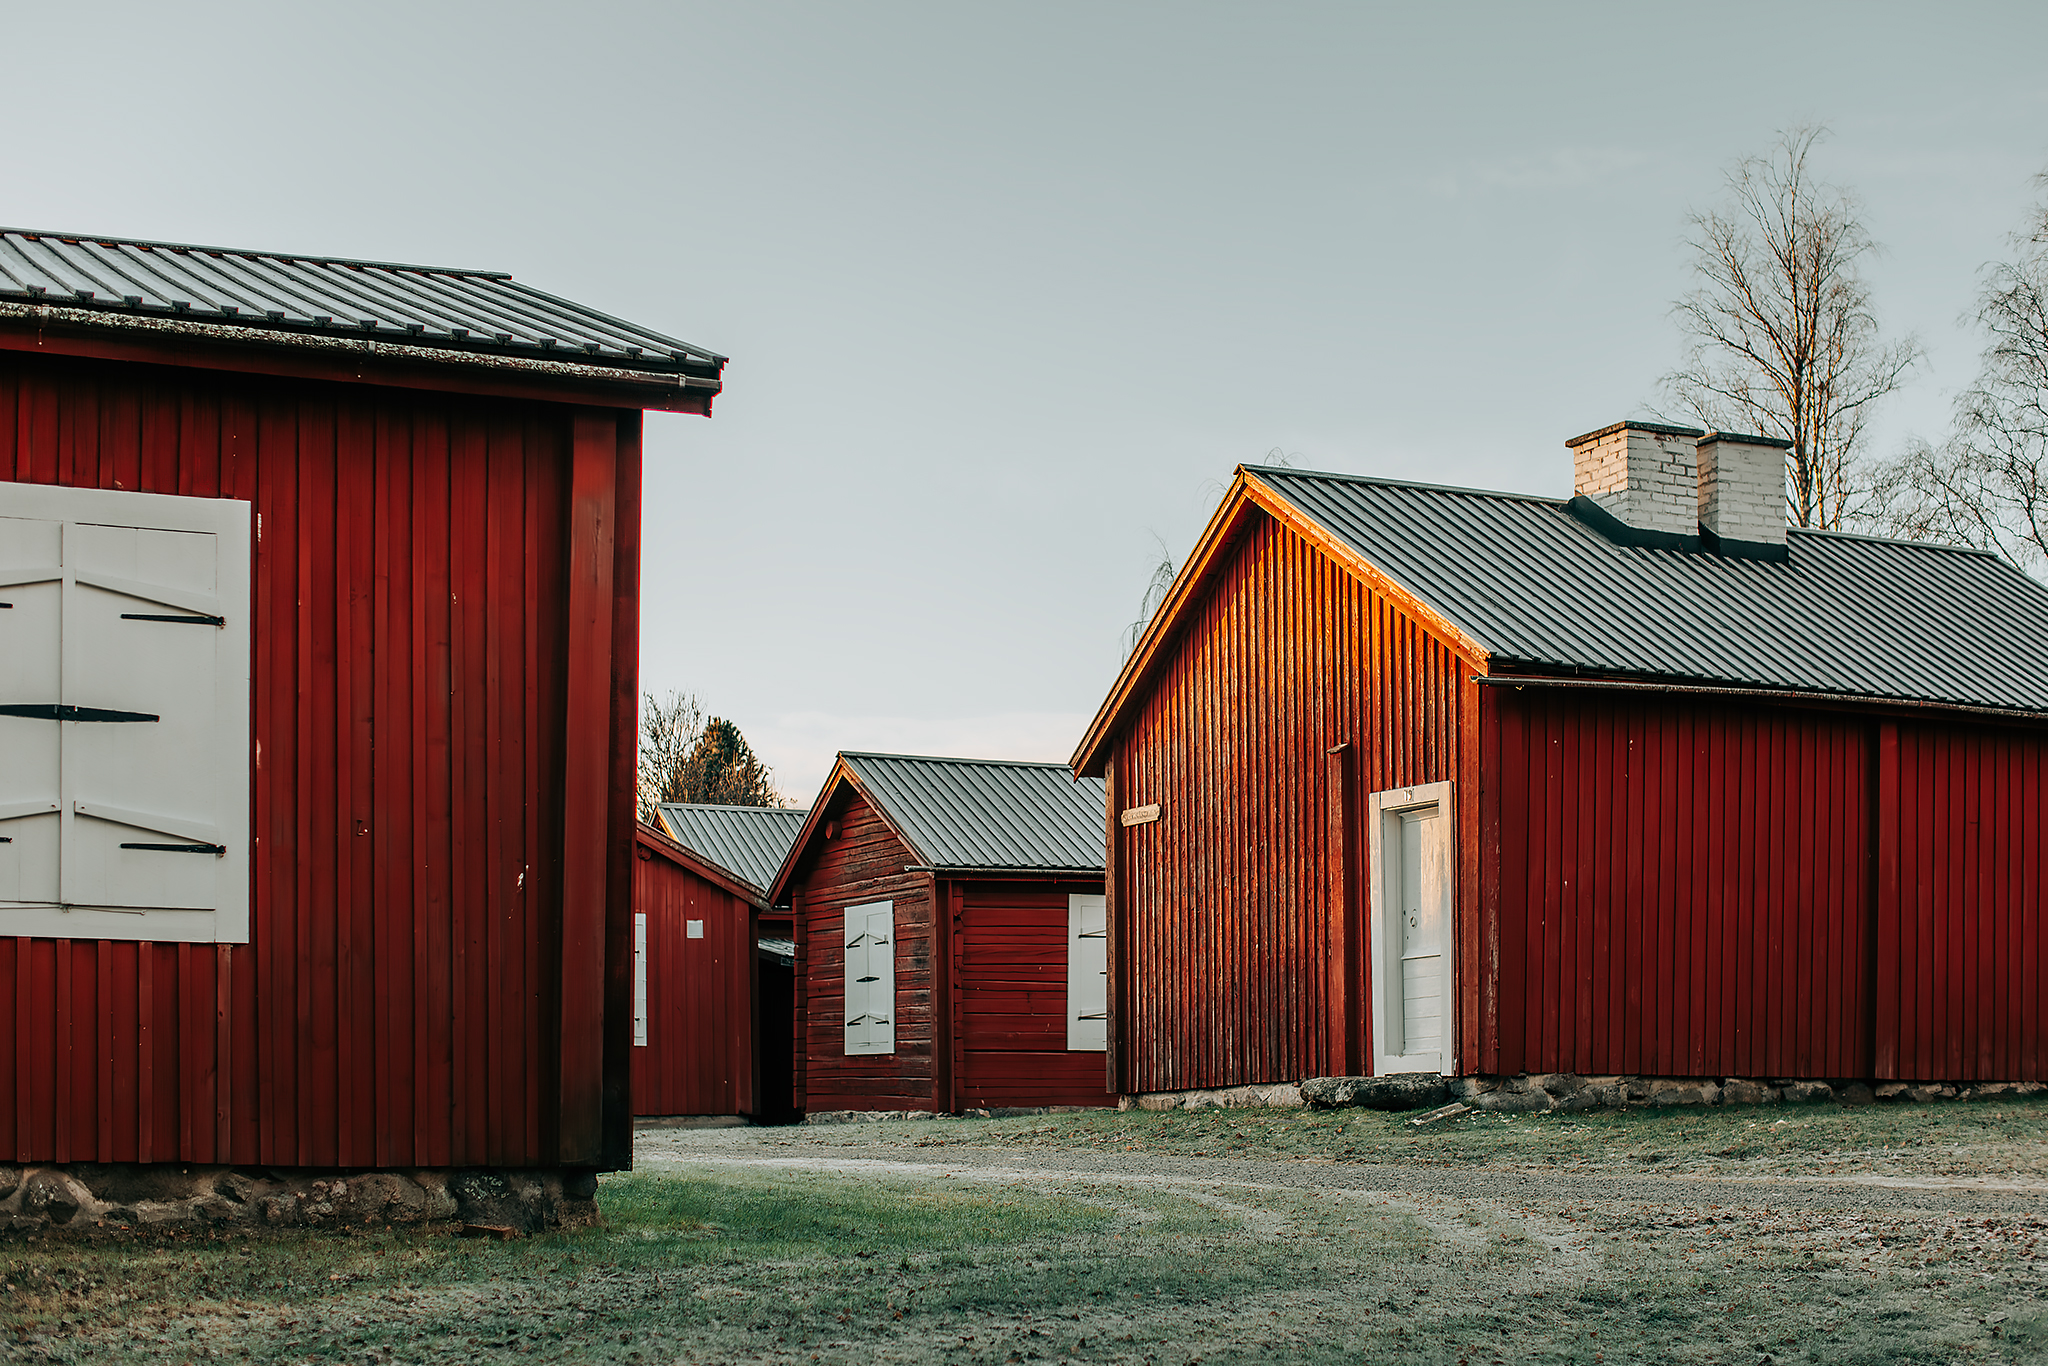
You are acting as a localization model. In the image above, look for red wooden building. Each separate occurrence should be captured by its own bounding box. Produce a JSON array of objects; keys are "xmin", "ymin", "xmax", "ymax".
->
[
  {"xmin": 634, "ymin": 805, "xmax": 806, "ymax": 1122},
  {"xmin": 0, "ymin": 229, "xmax": 723, "ymax": 1180},
  {"xmin": 769, "ymin": 753, "xmax": 1114, "ymax": 1115},
  {"xmin": 1072, "ymin": 420, "xmax": 2048, "ymax": 1095}
]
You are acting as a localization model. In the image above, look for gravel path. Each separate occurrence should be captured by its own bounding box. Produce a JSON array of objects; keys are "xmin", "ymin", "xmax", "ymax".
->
[{"xmin": 635, "ymin": 1124, "xmax": 2048, "ymax": 1218}]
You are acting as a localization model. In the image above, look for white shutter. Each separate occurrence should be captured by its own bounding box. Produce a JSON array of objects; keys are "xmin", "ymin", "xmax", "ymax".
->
[
  {"xmin": 0, "ymin": 482, "xmax": 251, "ymax": 944},
  {"xmin": 1067, "ymin": 893, "xmax": 1108, "ymax": 1051},
  {"xmin": 844, "ymin": 899, "xmax": 895, "ymax": 1056},
  {"xmin": 633, "ymin": 913, "xmax": 649, "ymax": 1048}
]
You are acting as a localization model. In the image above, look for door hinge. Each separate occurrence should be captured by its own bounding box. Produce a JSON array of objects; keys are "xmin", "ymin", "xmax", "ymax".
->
[
  {"xmin": 0, "ymin": 704, "xmax": 159, "ymax": 723},
  {"xmin": 121, "ymin": 612, "xmax": 226, "ymax": 627},
  {"xmin": 119, "ymin": 841, "xmax": 227, "ymax": 857}
]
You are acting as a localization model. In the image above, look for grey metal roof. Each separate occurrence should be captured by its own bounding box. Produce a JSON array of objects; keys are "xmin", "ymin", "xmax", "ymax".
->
[
  {"xmin": 843, "ymin": 753, "xmax": 1106, "ymax": 872},
  {"xmin": 0, "ymin": 228, "xmax": 724, "ymax": 375},
  {"xmin": 655, "ymin": 804, "xmax": 809, "ymax": 899},
  {"xmin": 1252, "ymin": 465, "xmax": 2048, "ymax": 714}
]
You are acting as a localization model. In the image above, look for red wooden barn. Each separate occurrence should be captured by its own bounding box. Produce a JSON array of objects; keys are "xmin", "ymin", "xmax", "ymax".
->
[
  {"xmin": 1072, "ymin": 420, "xmax": 2048, "ymax": 1096},
  {"xmin": 770, "ymin": 753, "xmax": 1114, "ymax": 1116},
  {"xmin": 634, "ymin": 804, "xmax": 807, "ymax": 1122},
  {"xmin": 0, "ymin": 228, "xmax": 723, "ymax": 1196}
]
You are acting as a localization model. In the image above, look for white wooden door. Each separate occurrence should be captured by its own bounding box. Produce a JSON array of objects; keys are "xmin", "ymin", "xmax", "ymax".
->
[
  {"xmin": 1368, "ymin": 781, "xmax": 1455, "ymax": 1076},
  {"xmin": 1066, "ymin": 893, "xmax": 1108, "ymax": 1051},
  {"xmin": 0, "ymin": 482, "xmax": 250, "ymax": 942}
]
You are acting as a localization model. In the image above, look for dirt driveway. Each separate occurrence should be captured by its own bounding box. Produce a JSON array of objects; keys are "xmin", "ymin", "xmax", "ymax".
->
[{"xmin": 6, "ymin": 1101, "xmax": 2047, "ymax": 1365}]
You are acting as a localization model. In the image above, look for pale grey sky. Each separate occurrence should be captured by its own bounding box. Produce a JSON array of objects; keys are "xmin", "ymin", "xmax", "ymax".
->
[{"xmin": 9, "ymin": 2, "xmax": 2047, "ymax": 800}]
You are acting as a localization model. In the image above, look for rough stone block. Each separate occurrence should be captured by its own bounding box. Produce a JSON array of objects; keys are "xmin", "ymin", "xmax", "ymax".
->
[
  {"xmin": 1780, "ymin": 1081, "xmax": 1832, "ymax": 1104},
  {"xmin": 0, "ymin": 1165, "xmax": 20, "ymax": 1201},
  {"xmin": 23, "ymin": 1171, "xmax": 87, "ymax": 1225},
  {"xmin": 1644, "ymin": 1079, "xmax": 1716, "ymax": 1107},
  {"xmin": 1907, "ymin": 1084, "xmax": 1958, "ymax": 1103},
  {"xmin": 1874, "ymin": 1082, "xmax": 1911, "ymax": 1101},
  {"xmin": 1299, "ymin": 1075, "xmax": 1450, "ymax": 1112},
  {"xmin": 1719, "ymin": 1078, "xmax": 1778, "ymax": 1106},
  {"xmin": 1836, "ymin": 1082, "xmax": 1875, "ymax": 1106}
]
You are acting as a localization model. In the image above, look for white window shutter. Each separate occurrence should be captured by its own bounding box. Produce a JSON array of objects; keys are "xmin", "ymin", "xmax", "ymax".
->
[
  {"xmin": 0, "ymin": 482, "xmax": 251, "ymax": 944},
  {"xmin": 633, "ymin": 913, "xmax": 649, "ymax": 1048},
  {"xmin": 1067, "ymin": 893, "xmax": 1108, "ymax": 1052},
  {"xmin": 844, "ymin": 899, "xmax": 894, "ymax": 1056}
]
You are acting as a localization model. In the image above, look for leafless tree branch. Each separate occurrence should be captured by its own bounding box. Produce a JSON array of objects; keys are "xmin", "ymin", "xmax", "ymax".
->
[
  {"xmin": 1660, "ymin": 125, "xmax": 1922, "ymax": 529},
  {"xmin": 1868, "ymin": 172, "xmax": 2048, "ymax": 571}
]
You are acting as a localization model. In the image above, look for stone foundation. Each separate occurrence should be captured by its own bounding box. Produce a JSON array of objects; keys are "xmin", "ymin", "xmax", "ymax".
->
[
  {"xmin": 802, "ymin": 1108, "xmax": 943, "ymax": 1125},
  {"xmin": 1118, "ymin": 1074, "xmax": 2048, "ymax": 1115},
  {"xmin": 0, "ymin": 1164, "xmax": 600, "ymax": 1238},
  {"xmin": 1117, "ymin": 1083, "xmax": 1305, "ymax": 1112}
]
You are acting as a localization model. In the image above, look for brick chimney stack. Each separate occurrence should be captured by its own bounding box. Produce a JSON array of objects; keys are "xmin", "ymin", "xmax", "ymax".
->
[
  {"xmin": 1696, "ymin": 431, "xmax": 1791, "ymax": 552},
  {"xmin": 1564, "ymin": 421, "xmax": 1704, "ymax": 541}
]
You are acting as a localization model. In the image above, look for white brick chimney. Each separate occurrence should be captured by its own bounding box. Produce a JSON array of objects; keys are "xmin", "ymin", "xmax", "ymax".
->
[
  {"xmin": 1564, "ymin": 421, "xmax": 1704, "ymax": 541},
  {"xmin": 1696, "ymin": 431, "xmax": 1790, "ymax": 550}
]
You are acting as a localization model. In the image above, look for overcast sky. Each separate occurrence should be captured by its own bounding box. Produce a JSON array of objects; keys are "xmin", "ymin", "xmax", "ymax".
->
[{"xmin": 10, "ymin": 3, "xmax": 2047, "ymax": 802}]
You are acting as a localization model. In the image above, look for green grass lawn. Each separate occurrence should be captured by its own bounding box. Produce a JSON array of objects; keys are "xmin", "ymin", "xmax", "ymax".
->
[
  {"xmin": 4, "ymin": 1099, "xmax": 2046, "ymax": 1365},
  {"xmin": 875, "ymin": 1093, "xmax": 2048, "ymax": 1185}
]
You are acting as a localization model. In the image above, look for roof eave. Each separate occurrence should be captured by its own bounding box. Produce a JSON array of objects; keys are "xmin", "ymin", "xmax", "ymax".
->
[
  {"xmin": 1070, "ymin": 468, "xmax": 1498, "ymax": 777},
  {"xmin": 0, "ymin": 301, "xmax": 722, "ymax": 414},
  {"xmin": 764, "ymin": 757, "xmax": 939, "ymax": 907},
  {"xmin": 636, "ymin": 822, "xmax": 773, "ymax": 909}
]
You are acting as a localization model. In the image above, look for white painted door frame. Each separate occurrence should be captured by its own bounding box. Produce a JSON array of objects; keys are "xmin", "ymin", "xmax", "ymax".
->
[{"xmin": 1366, "ymin": 780, "xmax": 1455, "ymax": 1076}]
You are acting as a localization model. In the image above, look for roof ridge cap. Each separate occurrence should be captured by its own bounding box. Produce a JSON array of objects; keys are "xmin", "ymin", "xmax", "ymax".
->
[
  {"xmin": 841, "ymin": 750, "xmax": 1085, "ymax": 770},
  {"xmin": 1246, "ymin": 464, "xmax": 1564, "ymax": 505},
  {"xmin": 1, "ymin": 226, "xmax": 509, "ymax": 279},
  {"xmin": 1789, "ymin": 525, "xmax": 2010, "ymax": 559}
]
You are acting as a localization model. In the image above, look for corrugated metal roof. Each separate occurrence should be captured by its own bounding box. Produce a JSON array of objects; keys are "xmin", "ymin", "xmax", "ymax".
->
[
  {"xmin": 654, "ymin": 804, "xmax": 809, "ymax": 899},
  {"xmin": 1253, "ymin": 465, "xmax": 2048, "ymax": 714},
  {"xmin": 842, "ymin": 753, "xmax": 1106, "ymax": 872},
  {"xmin": 0, "ymin": 228, "xmax": 723, "ymax": 375}
]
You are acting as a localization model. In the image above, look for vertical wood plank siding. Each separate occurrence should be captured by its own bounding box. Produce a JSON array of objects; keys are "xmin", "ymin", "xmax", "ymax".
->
[
  {"xmin": 792, "ymin": 795, "xmax": 936, "ymax": 1111},
  {"xmin": 631, "ymin": 841, "xmax": 754, "ymax": 1117},
  {"xmin": 1879, "ymin": 723, "xmax": 2048, "ymax": 1081},
  {"xmin": 951, "ymin": 882, "xmax": 1114, "ymax": 1109},
  {"xmin": 1485, "ymin": 689, "xmax": 1876, "ymax": 1080},
  {"xmin": 1109, "ymin": 513, "xmax": 1473, "ymax": 1093},
  {"xmin": 0, "ymin": 353, "xmax": 639, "ymax": 1167}
]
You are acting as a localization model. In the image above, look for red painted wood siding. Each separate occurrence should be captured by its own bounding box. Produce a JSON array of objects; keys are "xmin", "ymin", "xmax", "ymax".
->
[
  {"xmin": 1878, "ymin": 722, "xmax": 2048, "ymax": 1082},
  {"xmin": 632, "ymin": 841, "xmax": 754, "ymax": 1117},
  {"xmin": 950, "ymin": 882, "xmax": 1113, "ymax": 1110},
  {"xmin": 1107, "ymin": 511, "xmax": 1476, "ymax": 1094},
  {"xmin": 791, "ymin": 795, "xmax": 936, "ymax": 1112},
  {"xmin": 0, "ymin": 351, "xmax": 639, "ymax": 1168},
  {"xmin": 1484, "ymin": 688, "xmax": 1876, "ymax": 1081}
]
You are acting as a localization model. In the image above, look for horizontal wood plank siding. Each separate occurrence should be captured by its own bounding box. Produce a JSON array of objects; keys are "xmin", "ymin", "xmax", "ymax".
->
[
  {"xmin": 1109, "ymin": 511, "xmax": 1473, "ymax": 1093},
  {"xmin": 0, "ymin": 351, "xmax": 636, "ymax": 1167},
  {"xmin": 953, "ymin": 882, "xmax": 1113, "ymax": 1109},
  {"xmin": 792, "ymin": 795, "xmax": 934, "ymax": 1112}
]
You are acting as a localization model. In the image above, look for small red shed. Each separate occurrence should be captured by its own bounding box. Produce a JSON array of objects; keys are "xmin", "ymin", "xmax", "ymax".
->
[
  {"xmin": 769, "ymin": 753, "xmax": 1114, "ymax": 1116},
  {"xmin": 634, "ymin": 805, "xmax": 807, "ymax": 1122},
  {"xmin": 0, "ymin": 229, "xmax": 723, "ymax": 1207},
  {"xmin": 1073, "ymin": 420, "xmax": 2048, "ymax": 1096}
]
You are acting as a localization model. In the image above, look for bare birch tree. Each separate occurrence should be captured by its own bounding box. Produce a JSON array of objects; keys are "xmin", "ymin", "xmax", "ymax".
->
[
  {"xmin": 1661, "ymin": 126, "xmax": 1921, "ymax": 528},
  {"xmin": 1870, "ymin": 174, "xmax": 2048, "ymax": 569}
]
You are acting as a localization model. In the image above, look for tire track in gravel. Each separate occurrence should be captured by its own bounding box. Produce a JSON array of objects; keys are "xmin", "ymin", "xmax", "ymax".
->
[{"xmin": 634, "ymin": 1131, "xmax": 2048, "ymax": 1219}]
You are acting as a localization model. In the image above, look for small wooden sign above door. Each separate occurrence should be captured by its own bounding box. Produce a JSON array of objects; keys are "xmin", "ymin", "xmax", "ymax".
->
[{"xmin": 1119, "ymin": 804, "xmax": 1161, "ymax": 827}]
